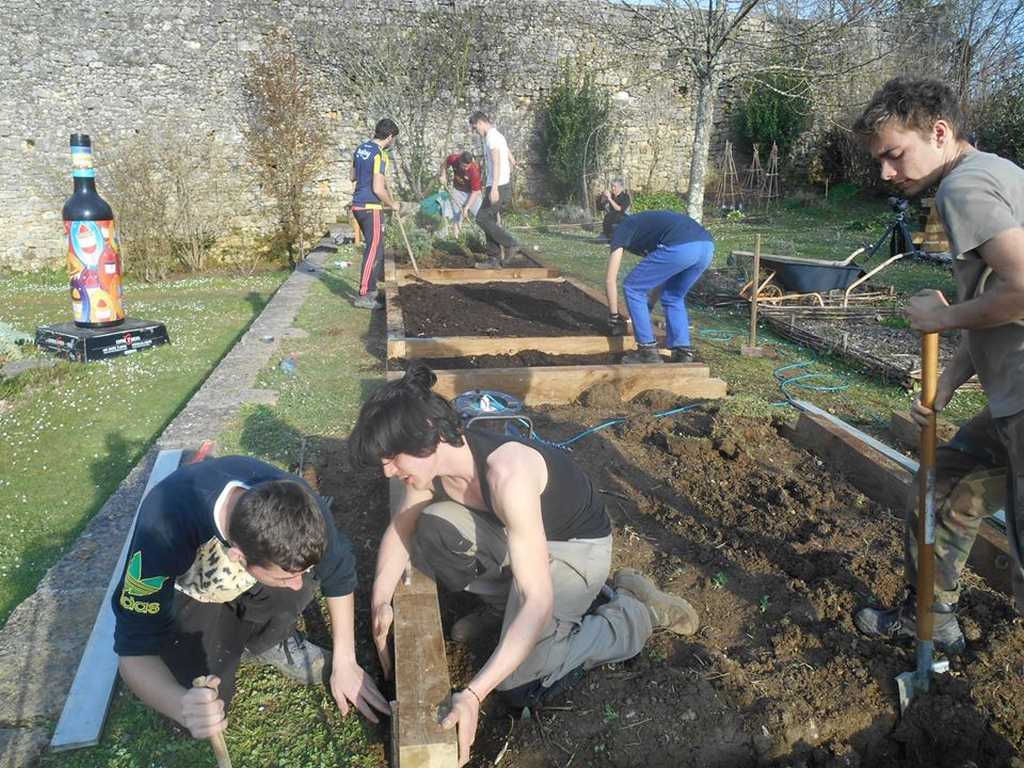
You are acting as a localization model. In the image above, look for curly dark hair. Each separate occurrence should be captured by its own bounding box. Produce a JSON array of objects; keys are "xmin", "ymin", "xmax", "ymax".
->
[
  {"xmin": 854, "ymin": 78, "xmax": 963, "ymax": 139},
  {"xmin": 348, "ymin": 362, "xmax": 465, "ymax": 469}
]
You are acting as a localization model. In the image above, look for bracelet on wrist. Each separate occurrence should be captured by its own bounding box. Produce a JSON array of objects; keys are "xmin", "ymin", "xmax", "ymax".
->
[{"xmin": 464, "ymin": 685, "xmax": 482, "ymax": 706}]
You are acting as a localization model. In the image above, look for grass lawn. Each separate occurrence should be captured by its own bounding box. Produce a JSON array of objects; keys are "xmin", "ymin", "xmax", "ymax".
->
[
  {"xmin": 38, "ymin": 193, "xmax": 989, "ymax": 766},
  {"xmin": 0, "ymin": 269, "xmax": 287, "ymax": 623}
]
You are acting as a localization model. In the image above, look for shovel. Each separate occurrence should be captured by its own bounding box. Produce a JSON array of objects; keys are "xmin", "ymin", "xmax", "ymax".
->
[
  {"xmin": 896, "ymin": 331, "xmax": 947, "ymax": 712},
  {"xmin": 393, "ymin": 210, "xmax": 420, "ymax": 276}
]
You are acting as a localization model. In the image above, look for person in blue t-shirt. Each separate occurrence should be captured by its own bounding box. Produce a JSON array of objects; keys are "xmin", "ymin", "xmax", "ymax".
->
[
  {"xmin": 351, "ymin": 118, "xmax": 400, "ymax": 310},
  {"xmin": 605, "ymin": 210, "xmax": 714, "ymax": 364},
  {"xmin": 112, "ymin": 456, "xmax": 388, "ymax": 743}
]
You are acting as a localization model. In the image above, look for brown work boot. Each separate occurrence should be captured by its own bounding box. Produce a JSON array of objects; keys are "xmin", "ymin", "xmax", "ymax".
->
[
  {"xmin": 613, "ymin": 568, "xmax": 699, "ymax": 636},
  {"xmin": 451, "ymin": 606, "xmax": 504, "ymax": 643}
]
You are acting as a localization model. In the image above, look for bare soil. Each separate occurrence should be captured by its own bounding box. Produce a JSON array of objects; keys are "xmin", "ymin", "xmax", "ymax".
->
[
  {"xmin": 398, "ymin": 281, "xmax": 609, "ymax": 338},
  {"xmin": 309, "ymin": 395, "xmax": 1024, "ymax": 768}
]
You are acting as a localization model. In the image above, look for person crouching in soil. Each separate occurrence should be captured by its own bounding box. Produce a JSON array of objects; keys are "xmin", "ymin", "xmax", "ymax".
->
[
  {"xmin": 112, "ymin": 456, "xmax": 389, "ymax": 746},
  {"xmin": 605, "ymin": 209, "xmax": 714, "ymax": 364},
  {"xmin": 349, "ymin": 362, "xmax": 700, "ymax": 766}
]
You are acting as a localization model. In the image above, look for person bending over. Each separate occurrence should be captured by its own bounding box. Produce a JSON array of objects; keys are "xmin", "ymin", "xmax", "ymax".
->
[
  {"xmin": 605, "ymin": 210, "xmax": 714, "ymax": 364},
  {"xmin": 113, "ymin": 456, "xmax": 388, "ymax": 743},
  {"xmin": 349, "ymin": 363, "xmax": 699, "ymax": 765}
]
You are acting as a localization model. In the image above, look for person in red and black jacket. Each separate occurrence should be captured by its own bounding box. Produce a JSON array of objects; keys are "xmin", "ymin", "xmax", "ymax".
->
[{"xmin": 439, "ymin": 151, "xmax": 483, "ymax": 237}]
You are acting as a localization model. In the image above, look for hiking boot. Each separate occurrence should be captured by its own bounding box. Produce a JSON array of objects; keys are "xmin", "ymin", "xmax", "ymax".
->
[
  {"xmin": 854, "ymin": 591, "xmax": 965, "ymax": 654},
  {"xmin": 621, "ymin": 344, "xmax": 663, "ymax": 365},
  {"xmin": 243, "ymin": 632, "xmax": 327, "ymax": 684},
  {"xmin": 613, "ymin": 568, "xmax": 699, "ymax": 635},
  {"xmin": 352, "ymin": 294, "xmax": 383, "ymax": 310},
  {"xmin": 670, "ymin": 346, "xmax": 695, "ymax": 363},
  {"xmin": 474, "ymin": 257, "xmax": 502, "ymax": 270},
  {"xmin": 451, "ymin": 607, "xmax": 504, "ymax": 643}
]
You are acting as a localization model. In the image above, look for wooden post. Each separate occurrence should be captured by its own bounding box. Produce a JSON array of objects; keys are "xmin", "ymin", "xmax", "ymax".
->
[{"xmin": 741, "ymin": 234, "xmax": 767, "ymax": 357}]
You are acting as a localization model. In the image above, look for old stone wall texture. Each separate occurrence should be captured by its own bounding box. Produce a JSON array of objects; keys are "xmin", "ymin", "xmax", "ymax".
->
[{"xmin": 1, "ymin": 0, "xmax": 798, "ymax": 271}]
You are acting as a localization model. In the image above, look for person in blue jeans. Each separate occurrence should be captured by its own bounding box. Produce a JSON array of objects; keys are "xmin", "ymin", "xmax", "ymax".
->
[{"xmin": 604, "ymin": 210, "xmax": 714, "ymax": 364}]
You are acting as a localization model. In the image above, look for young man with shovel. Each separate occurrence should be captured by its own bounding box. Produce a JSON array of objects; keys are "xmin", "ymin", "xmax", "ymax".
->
[
  {"xmin": 350, "ymin": 363, "xmax": 700, "ymax": 766},
  {"xmin": 112, "ymin": 456, "xmax": 389, "ymax": 744},
  {"xmin": 351, "ymin": 117, "xmax": 401, "ymax": 310},
  {"xmin": 852, "ymin": 78, "xmax": 1024, "ymax": 654}
]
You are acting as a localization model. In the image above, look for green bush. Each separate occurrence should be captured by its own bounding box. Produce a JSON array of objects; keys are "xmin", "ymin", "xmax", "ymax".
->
[
  {"xmin": 540, "ymin": 66, "xmax": 610, "ymax": 203},
  {"xmin": 631, "ymin": 191, "xmax": 686, "ymax": 213},
  {"xmin": 975, "ymin": 80, "xmax": 1024, "ymax": 166},
  {"xmin": 735, "ymin": 73, "xmax": 810, "ymax": 157}
]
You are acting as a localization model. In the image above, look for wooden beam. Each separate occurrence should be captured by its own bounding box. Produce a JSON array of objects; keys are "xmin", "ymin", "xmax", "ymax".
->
[
  {"xmin": 889, "ymin": 410, "xmax": 958, "ymax": 452},
  {"xmin": 50, "ymin": 449, "xmax": 185, "ymax": 751},
  {"xmin": 395, "ymin": 335, "xmax": 637, "ymax": 360},
  {"xmin": 782, "ymin": 410, "xmax": 1013, "ymax": 597},
  {"xmin": 395, "ymin": 267, "xmax": 560, "ymax": 285},
  {"xmin": 783, "ymin": 411, "xmax": 914, "ymax": 512},
  {"xmin": 384, "ymin": 284, "xmax": 409, "ymax": 361},
  {"xmin": 388, "ymin": 364, "xmax": 726, "ymax": 406},
  {"xmin": 392, "ymin": 592, "xmax": 459, "ymax": 768},
  {"xmin": 387, "ymin": 477, "xmax": 458, "ymax": 767}
]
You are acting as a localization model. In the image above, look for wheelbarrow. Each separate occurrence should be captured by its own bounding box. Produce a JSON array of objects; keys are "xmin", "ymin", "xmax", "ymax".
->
[{"xmin": 733, "ymin": 246, "xmax": 906, "ymax": 308}]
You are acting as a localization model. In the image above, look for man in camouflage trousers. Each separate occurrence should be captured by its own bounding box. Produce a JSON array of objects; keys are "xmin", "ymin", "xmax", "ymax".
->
[{"xmin": 852, "ymin": 78, "xmax": 1024, "ymax": 654}]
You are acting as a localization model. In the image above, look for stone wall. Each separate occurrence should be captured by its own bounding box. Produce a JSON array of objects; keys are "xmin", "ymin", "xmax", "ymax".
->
[{"xmin": 1, "ymin": 0, "xmax": 815, "ymax": 271}]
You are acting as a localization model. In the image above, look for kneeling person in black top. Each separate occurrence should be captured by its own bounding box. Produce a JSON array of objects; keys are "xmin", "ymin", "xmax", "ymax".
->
[
  {"xmin": 112, "ymin": 456, "xmax": 388, "ymax": 743},
  {"xmin": 350, "ymin": 364, "xmax": 700, "ymax": 766}
]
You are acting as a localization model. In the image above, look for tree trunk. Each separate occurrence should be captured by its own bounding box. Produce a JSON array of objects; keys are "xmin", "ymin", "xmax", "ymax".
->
[{"xmin": 686, "ymin": 71, "xmax": 717, "ymax": 223}]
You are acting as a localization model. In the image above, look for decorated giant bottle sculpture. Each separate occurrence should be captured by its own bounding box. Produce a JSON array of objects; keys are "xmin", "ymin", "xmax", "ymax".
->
[{"xmin": 63, "ymin": 133, "xmax": 124, "ymax": 327}]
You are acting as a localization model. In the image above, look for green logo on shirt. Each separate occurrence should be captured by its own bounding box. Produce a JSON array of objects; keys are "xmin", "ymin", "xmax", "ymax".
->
[{"xmin": 123, "ymin": 551, "xmax": 168, "ymax": 597}]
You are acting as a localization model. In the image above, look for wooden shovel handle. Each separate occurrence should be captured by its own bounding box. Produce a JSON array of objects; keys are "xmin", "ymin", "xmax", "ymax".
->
[
  {"xmin": 915, "ymin": 332, "xmax": 939, "ymax": 643},
  {"xmin": 192, "ymin": 676, "xmax": 232, "ymax": 768}
]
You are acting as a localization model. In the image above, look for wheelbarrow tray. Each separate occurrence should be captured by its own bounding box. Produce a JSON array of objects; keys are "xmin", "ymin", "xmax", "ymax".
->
[{"xmin": 760, "ymin": 254, "xmax": 865, "ymax": 294}]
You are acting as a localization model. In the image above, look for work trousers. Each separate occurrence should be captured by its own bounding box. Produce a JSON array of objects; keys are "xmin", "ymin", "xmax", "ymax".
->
[
  {"xmin": 623, "ymin": 240, "xmax": 713, "ymax": 349},
  {"xmin": 353, "ymin": 207, "xmax": 385, "ymax": 296},
  {"xmin": 476, "ymin": 184, "xmax": 517, "ymax": 258},
  {"xmin": 414, "ymin": 501, "xmax": 652, "ymax": 699},
  {"xmin": 159, "ymin": 575, "xmax": 316, "ymax": 709},
  {"xmin": 903, "ymin": 406, "xmax": 1024, "ymax": 612}
]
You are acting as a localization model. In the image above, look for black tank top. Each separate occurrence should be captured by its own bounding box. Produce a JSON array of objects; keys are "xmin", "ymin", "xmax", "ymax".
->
[{"xmin": 432, "ymin": 427, "xmax": 610, "ymax": 541}]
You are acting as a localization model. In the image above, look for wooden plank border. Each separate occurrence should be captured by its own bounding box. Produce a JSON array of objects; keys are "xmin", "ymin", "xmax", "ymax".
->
[
  {"xmin": 387, "ymin": 477, "xmax": 459, "ymax": 768},
  {"xmin": 387, "ymin": 363, "xmax": 726, "ymax": 406},
  {"xmin": 50, "ymin": 449, "xmax": 185, "ymax": 751},
  {"xmin": 782, "ymin": 407, "xmax": 1013, "ymax": 598}
]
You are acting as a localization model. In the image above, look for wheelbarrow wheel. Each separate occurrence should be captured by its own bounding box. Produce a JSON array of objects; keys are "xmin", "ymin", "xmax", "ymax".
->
[{"xmin": 758, "ymin": 284, "xmax": 784, "ymax": 304}]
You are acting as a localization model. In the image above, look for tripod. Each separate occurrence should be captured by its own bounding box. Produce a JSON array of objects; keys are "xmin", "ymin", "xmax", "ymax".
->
[{"xmin": 863, "ymin": 197, "xmax": 924, "ymax": 262}]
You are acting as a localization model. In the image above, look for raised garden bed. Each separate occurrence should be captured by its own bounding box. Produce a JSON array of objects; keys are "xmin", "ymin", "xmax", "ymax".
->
[
  {"xmin": 383, "ymin": 259, "xmax": 728, "ymax": 405},
  {"xmin": 399, "ymin": 280, "xmax": 610, "ymax": 338}
]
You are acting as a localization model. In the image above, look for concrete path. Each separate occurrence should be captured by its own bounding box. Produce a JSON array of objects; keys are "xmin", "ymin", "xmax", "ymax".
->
[{"xmin": 0, "ymin": 236, "xmax": 344, "ymax": 768}]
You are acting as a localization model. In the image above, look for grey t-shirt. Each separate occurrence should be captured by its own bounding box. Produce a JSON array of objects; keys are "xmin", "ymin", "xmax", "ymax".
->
[{"xmin": 936, "ymin": 150, "xmax": 1024, "ymax": 418}]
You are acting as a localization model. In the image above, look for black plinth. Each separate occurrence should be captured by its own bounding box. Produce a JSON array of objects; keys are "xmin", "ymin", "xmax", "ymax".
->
[{"xmin": 35, "ymin": 318, "xmax": 170, "ymax": 362}]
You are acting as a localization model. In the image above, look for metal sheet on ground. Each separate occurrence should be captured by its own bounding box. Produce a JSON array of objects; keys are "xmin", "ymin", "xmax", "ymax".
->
[{"xmin": 49, "ymin": 449, "xmax": 184, "ymax": 751}]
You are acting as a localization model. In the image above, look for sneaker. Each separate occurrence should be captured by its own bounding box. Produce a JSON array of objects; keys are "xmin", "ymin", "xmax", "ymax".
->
[
  {"xmin": 474, "ymin": 258, "xmax": 502, "ymax": 270},
  {"xmin": 670, "ymin": 347, "xmax": 695, "ymax": 363},
  {"xmin": 451, "ymin": 607, "xmax": 504, "ymax": 643},
  {"xmin": 243, "ymin": 632, "xmax": 328, "ymax": 684},
  {"xmin": 854, "ymin": 591, "xmax": 965, "ymax": 654},
  {"xmin": 352, "ymin": 294, "xmax": 383, "ymax": 310},
  {"xmin": 612, "ymin": 568, "xmax": 699, "ymax": 635},
  {"xmin": 621, "ymin": 344, "xmax": 663, "ymax": 365}
]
